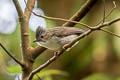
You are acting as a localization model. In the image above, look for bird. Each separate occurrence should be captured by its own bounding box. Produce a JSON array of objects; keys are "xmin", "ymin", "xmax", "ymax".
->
[{"xmin": 33, "ymin": 26, "xmax": 86, "ymax": 51}]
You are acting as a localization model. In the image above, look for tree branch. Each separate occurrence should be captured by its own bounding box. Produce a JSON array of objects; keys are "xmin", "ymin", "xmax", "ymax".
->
[
  {"xmin": 36, "ymin": 74, "xmax": 42, "ymax": 80},
  {"xmin": 97, "ymin": 1, "xmax": 116, "ymax": 25},
  {"xmin": 12, "ymin": 0, "xmax": 30, "ymax": 55},
  {"xmin": 13, "ymin": 0, "xmax": 36, "ymax": 80},
  {"xmin": 0, "ymin": 43, "xmax": 24, "ymax": 67},
  {"xmin": 31, "ymin": 12, "xmax": 91, "ymax": 28},
  {"xmin": 93, "ymin": 18, "xmax": 120, "ymax": 29},
  {"xmin": 104, "ymin": 1, "xmax": 116, "ymax": 20},
  {"xmin": 12, "ymin": 0, "xmax": 23, "ymax": 17},
  {"xmin": 24, "ymin": 0, "xmax": 35, "ymax": 21},
  {"xmin": 28, "ymin": 51, "xmax": 64, "ymax": 80},
  {"xmin": 31, "ymin": 46, "xmax": 46, "ymax": 59},
  {"xmin": 28, "ymin": 17, "xmax": 120, "ymax": 80},
  {"xmin": 62, "ymin": 0, "xmax": 98, "ymax": 26},
  {"xmin": 100, "ymin": 29, "xmax": 120, "ymax": 38}
]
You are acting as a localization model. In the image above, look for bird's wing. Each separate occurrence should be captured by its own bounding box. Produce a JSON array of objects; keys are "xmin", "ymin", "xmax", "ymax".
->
[{"xmin": 48, "ymin": 27, "xmax": 86, "ymax": 37}]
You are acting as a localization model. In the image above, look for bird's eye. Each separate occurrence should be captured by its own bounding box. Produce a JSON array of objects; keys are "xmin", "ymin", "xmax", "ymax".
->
[{"xmin": 41, "ymin": 35, "xmax": 44, "ymax": 38}]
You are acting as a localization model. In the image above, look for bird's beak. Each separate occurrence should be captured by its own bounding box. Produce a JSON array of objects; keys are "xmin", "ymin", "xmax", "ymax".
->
[{"xmin": 33, "ymin": 39, "xmax": 46, "ymax": 42}]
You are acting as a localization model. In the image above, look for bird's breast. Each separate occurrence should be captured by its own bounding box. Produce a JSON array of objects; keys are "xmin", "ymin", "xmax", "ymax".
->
[{"xmin": 37, "ymin": 36, "xmax": 63, "ymax": 51}]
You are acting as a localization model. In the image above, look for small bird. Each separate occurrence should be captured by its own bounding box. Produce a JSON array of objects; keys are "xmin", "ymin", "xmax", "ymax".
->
[{"xmin": 33, "ymin": 26, "xmax": 86, "ymax": 51}]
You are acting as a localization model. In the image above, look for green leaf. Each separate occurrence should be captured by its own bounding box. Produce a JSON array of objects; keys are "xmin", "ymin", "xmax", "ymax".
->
[{"xmin": 6, "ymin": 65, "xmax": 21, "ymax": 74}]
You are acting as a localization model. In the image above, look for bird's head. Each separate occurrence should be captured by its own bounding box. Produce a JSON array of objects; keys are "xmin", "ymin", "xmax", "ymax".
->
[{"xmin": 33, "ymin": 26, "xmax": 47, "ymax": 42}]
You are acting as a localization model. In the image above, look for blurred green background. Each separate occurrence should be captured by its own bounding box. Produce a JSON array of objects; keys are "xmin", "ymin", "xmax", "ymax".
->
[{"xmin": 0, "ymin": 0, "xmax": 120, "ymax": 80}]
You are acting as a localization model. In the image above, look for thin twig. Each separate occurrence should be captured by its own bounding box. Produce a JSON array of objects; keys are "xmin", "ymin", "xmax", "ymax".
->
[
  {"xmin": 92, "ymin": 18, "xmax": 120, "ymax": 38},
  {"xmin": 32, "ymin": 13, "xmax": 91, "ymax": 29},
  {"xmin": 36, "ymin": 74, "xmax": 42, "ymax": 80},
  {"xmin": 95, "ymin": 1, "xmax": 117, "ymax": 37},
  {"xmin": 100, "ymin": 29, "xmax": 120, "ymax": 38},
  {"xmin": 102, "ymin": 0, "xmax": 106, "ymax": 24},
  {"xmin": 104, "ymin": 1, "xmax": 116, "ymax": 19},
  {"xmin": 93, "ymin": 18, "xmax": 120, "ymax": 29},
  {"xmin": 24, "ymin": 0, "xmax": 35, "ymax": 20},
  {"xmin": 13, "ymin": 0, "xmax": 23, "ymax": 17},
  {"xmin": 97, "ymin": 1, "xmax": 116, "ymax": 25},
  {"xmin": 0, "ymin": 43, "xmax": 24, "ymax": 67}
]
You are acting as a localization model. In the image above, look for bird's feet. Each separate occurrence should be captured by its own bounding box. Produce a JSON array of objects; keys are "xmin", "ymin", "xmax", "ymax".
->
[{"xmin": 54, "ymin": 51, "xmax": 60, "ymax": 56}]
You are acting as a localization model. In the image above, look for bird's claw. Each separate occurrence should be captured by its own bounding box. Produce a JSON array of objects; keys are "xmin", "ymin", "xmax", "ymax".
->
[{"xmin": 54, "ymin": 51, "xmax": 60, "ymax": 56}]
